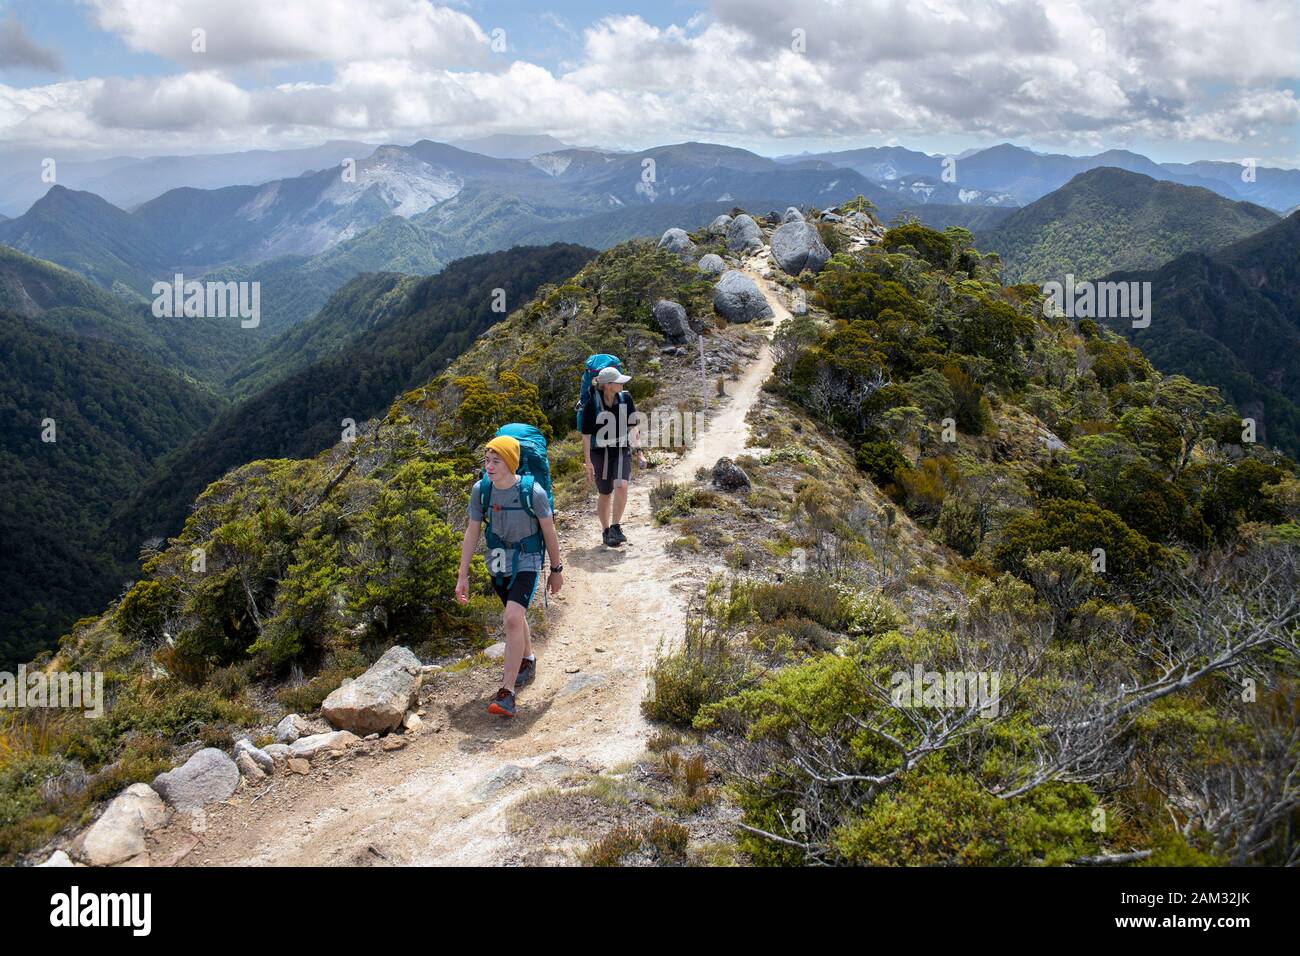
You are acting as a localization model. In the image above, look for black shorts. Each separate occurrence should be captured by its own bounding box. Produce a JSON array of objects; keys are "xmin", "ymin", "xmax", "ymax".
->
[
  {"xmin": 591, "ymin": 445, "xmax": 632, "ymax": 495},
  {"xmin": 491, "ymin": 571, "xmax": 539, "ymax": 608}
]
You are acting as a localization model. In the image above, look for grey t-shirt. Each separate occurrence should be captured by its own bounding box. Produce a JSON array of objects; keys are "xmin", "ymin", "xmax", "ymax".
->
[{"xmin": 467, "ymin": 477, "xmax": 552, "ymax": 572}]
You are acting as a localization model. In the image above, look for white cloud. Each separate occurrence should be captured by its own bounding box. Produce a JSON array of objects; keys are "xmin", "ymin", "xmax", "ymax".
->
[
  {"xmin": 85, "ymin": 0, "xmax": 493, "ymax": 68},
  {"xmin": 0, "ymin": 0, "xmax": 1293, "ymax": 156}
]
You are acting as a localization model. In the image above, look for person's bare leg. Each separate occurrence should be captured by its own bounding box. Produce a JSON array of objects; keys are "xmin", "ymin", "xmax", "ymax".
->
[
  {"xmin": 501, "ymin": 601, "xmax": 528, "ymax": 690},
  {"xmin": 612, "ymin": 482, "xmax": 629, "ymax": 524},
  {"xmin": 596, "ymin": 492, "xmax": 611, "ymax": 529}
]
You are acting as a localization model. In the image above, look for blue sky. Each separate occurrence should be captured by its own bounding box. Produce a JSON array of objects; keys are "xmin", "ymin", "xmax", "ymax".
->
[{"xmin": 1, "ymin": 0, "xmax": 1296, "ymax": 166}]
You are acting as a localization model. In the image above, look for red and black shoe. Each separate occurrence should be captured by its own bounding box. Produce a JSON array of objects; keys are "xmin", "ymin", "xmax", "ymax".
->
[{"xmin": 488, "ymin": 687, "xmax": 516, "ymax": 718}]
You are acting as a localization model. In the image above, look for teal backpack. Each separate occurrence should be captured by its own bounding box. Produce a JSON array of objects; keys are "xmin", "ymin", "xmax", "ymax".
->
[
  {"xmin": 479, "ymin": 423, "xmax": 553, "ymax": 587},
  {"xmin": 575, "ymin": 354, "xmax": 624, "ymax": 430}
]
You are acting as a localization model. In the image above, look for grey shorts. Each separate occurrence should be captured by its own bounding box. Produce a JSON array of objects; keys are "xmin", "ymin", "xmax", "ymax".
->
[{"xmin": 591, "ymin": 446, "xmax": 632, "ymax": 495}]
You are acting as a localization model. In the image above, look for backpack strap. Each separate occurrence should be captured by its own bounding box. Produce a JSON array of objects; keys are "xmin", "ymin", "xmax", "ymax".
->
[
  {"xmin": 478, "ymin": 474, "xmax": 494, "ymax": 530},
  {"xmin": 519, "ymin": 474, "xmax": 536, "ymax": 520}
]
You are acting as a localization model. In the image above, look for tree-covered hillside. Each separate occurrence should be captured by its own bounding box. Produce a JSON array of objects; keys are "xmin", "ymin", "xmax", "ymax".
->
[{"xmin": 979, "ymin": 167, "xmax": 1278, "ymax": 284}]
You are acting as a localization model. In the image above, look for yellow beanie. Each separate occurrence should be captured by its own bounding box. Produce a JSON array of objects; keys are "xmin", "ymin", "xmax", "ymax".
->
[{"xmin": 485, "ymin": 435, "xmax": 521, "ymax": 474}]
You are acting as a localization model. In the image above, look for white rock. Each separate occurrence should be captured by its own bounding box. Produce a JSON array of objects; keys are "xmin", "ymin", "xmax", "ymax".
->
[
  {"xmin": 321, "ymin": 646, "xmax": 423, "ymax": 735},
  {"xmin": 82, "ymin": 783, "xmax": 167, "ymax": 866},
  {"xmin": 290, "ymin": 731, "xmax": 361, "ymax": 760},
  {"xmin": 38, "ymin": 850, "xmax": 75, "ymax": 867}
]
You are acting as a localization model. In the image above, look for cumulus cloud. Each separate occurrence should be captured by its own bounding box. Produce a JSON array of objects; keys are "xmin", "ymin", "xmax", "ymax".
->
[
  {"xmin": 0, "ymin": 0, "xmax": 1294, "ymax": 156},
  {"xmin": 85, "ymin": 0, "xmax": 494, "ymax": 68},
  {"xmin": 0, "ymin": 16, "xmax": 61, "ymax": 71}
]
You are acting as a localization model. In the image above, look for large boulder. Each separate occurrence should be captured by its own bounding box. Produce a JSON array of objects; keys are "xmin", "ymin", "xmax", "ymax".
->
[
  {"xmin": 152, "ymin": 749, "xmax": 239, "ymax": 811},
  {"xmin": 82, "ymin": 783, "xmax": 167, "ymax": 865},
  {"xmin": 725, "ymin": 214, "xmax": 763, "ymax": 253},
  {"xmin": 770, "ymin": 220, "xmax": 832, "ymax": 275},
  {"xmin": 713, "ymin": 270, "xmax": 774, "ymax": 324},
  {"xmin": 711, "ymin": 457, "xmax": 751, "ymax": 492},
  {"xmin": 697, "ymin": 253, "xmax": 726, "ymax": 277},
  {"xmin": 653, "ymin": 299, "xmax": 691, "ymax": 342},
  {"xmin": 781, "ymin": 206, "xmax": 805, "ymax": 223},
  {"xmin": 657, "ymin": 227, "xmax": 697, "ymax": 261},
  {"xmin": 322, "ymin": 645, "xmax": 422, "ymax": 735},
  {"xmin": 707, "ymin": 214, "xmax": 733, "ymax": 235}
]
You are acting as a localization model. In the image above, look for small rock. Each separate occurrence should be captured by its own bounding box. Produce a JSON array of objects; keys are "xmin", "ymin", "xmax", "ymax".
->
[
  {"xmin": 235, "ymin": 752, "xmax": 266, "ymax": 781},
  {"xmin": 290, "ymin": 731, "xmax": 361, "ymax": 760},
  {"xmin": 288, "ymin": 759, "xmax": 310, "ymax": 775},
  {"xmin": 484, "ymin": 642, "xmax": 507, "ymax": 661},
  {"xmin": 711, "ymin": 456, "xmax": 751, "ymax": 492},
  {"xmin": 233, "ymin": 738, "xmax": 274, "ymax": 774},
  {"xmin": 38, "ymin": 850, "xmax": 75, "ymax": 867},
  {"xmin": 381, "ymin": 738, "xmax": 407, "ymax": 752},
  {"xmin": 364, "ymin": 733, "xmax": 379, "ymax": 742},
  {"xmin": 403, "ymin": 712, "xmax": 423, "ymax": 732}
]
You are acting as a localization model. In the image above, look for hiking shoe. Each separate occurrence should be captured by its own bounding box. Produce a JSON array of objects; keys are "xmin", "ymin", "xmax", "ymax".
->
[
  {"xmin": 515, "ymin": 657, "xmax": 536, "ymax": 688},
  {"xmin": 602, "ymin": 526, "xmax": 615, "ymax": 547},
  {"xmin": 609, "ymin": 523, "xmax": 627, "ymax": 545},
  {"xmin": 488, "ymin": 688, "xmax": 516, "ymax": 718}
]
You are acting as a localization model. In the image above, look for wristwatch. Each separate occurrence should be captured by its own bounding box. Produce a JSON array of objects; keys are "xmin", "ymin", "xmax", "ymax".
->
[{"xmin": 550, "ymin": 565, "xmax": 564, "ymax": 574}]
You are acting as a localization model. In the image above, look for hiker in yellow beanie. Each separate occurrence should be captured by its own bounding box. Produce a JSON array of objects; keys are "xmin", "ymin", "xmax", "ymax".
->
[
  {"xmin": 455, "ymin": 434, "xmax": 563, "ymax": 718},
  {"xmin": 485, "ymin": 434, "xmax": 520, "ymax": 474}
]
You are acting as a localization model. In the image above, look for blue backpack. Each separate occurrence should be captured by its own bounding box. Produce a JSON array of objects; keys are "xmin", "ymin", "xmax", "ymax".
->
[
  {"xmin": 575, "ymin": 354, "xmax": 624, "ymax": 431},
  {"xmin": 479, "ymin": 423, "xmax": 553, "ymax": 586}
]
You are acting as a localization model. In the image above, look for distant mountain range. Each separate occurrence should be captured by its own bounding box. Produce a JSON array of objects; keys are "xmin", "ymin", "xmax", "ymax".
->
[
  {"xmin": 0, "ymin": 140, "xmax": 1011, "ymax": 334},
  {"xmin": 781, "ymin": 143, "xmax": 1300, "ymax": 212},
  {"xmin": 977, "ymin": 167, "xmax": 1280, "ymax": 283},
  {"xmin": 0, "ymin": 141, "xmax": 375, "ymax": 217}
]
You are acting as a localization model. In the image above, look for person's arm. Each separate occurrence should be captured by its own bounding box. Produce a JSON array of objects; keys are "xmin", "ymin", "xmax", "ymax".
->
[
  {"xmin": 539, "ymin": 514, "xmax": 563, "ymax": 594},
  {"xmin": 455, "ymin": 519, "xmax": 480, "ymax": 604},
  {"xmin": 582, "ymin": 432, "xmax": 595, "ymax": 484}
]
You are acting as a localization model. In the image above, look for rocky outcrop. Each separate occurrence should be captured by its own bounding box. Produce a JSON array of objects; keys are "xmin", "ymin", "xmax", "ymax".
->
[
  {"xmin": 725, "ymin": 214, "xmax": 763, "ymax": 254},
  {"xmin": 771, "ymin": 220, "xmax": 831, "ymax": 275},
  {"xmin": 708, "ymin": 214, "xmax": 733, "ymax": 235},
  {"xmin": 653, "ymin": 299, "xmax": 691, "ymax": 342},
  {"xmin": 697, "ymin": 253, "xmax": 726, "ymax": 277},
  {"xmin": 81, "ymin": 783, "xmax": 167, "ymax": 865},
  {"xmin": 713, "ymin": 270, "xmax": 774, "ymax": 324},
  {"xmin": 151, "ymin": 748, "xmax": 240, "ymax": 811},
  {"xmin": 657, "ymin": 227, "xmax": 696, "ymax": 261},
  {"xmin": 782, "ymin": 206, "xmax": 805, "ymax": 223},
  {"xmin": 711, "ymin": 457, "xmax": 751, "ymax": 491},
  {"xmin": 322, "ymin": 645, "xmax": 422, "ymax": 735}
]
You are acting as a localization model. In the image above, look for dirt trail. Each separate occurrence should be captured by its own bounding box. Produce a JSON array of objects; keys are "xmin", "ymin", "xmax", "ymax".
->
[{"xmin": 146, "ymin": 266, "xmax": 794, "ymax": 867}]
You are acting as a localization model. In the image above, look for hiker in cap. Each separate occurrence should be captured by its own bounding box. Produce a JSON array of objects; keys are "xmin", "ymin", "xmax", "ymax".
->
[
  {"xmin": 580, "ymin": 364, "xmax": 645, "ymax": 547},
  {"xmin": 455, "ymin": 434, "xmax": 563, "ymax": 718}
]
